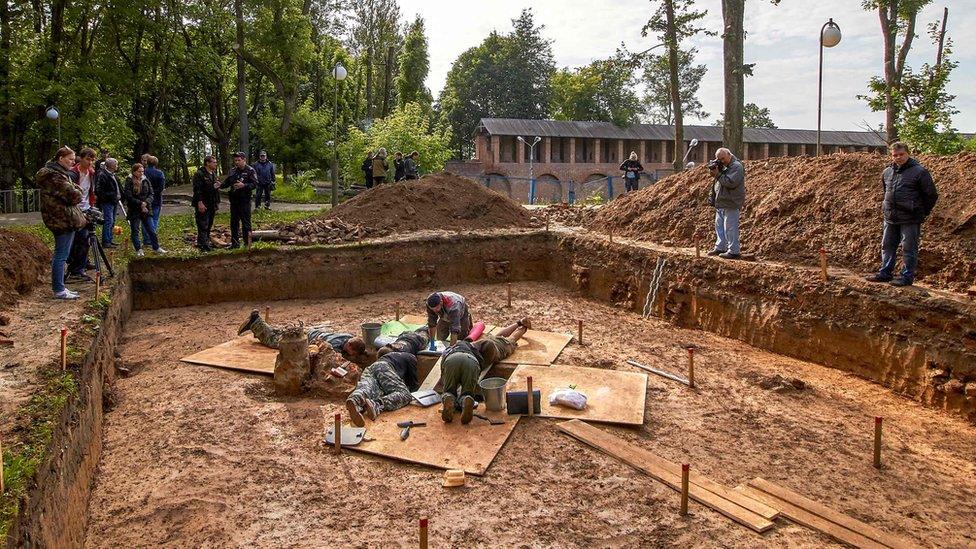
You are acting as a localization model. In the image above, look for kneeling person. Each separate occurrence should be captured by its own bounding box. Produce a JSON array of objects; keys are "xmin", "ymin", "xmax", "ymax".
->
[
  {"xmin": 238, "ymin": 309, "xmax": 370, "ymax": 365},
  {"xmin": 426, "ymin": 291, "xmax": 472, "ymax": 344},
  {"xmin": 377, "ymin": 326, "xmax": 430, "ymax": 357},
  {"xmin": 346, "ymin": 351, "xmax": 420, "ymax": 427}
]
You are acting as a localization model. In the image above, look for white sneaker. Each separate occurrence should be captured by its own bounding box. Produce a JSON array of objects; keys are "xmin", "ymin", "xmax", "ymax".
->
[
  {"xmin": 136, "ymin": 249, "xmax": 145, "ymax": 257},
  {"xmin": 54, "ymin": 289, "xmax": 79, "ymax": 300},
  {"xmin": 154, "ymin": 247, "xmax": 167, "ymax": 254}
]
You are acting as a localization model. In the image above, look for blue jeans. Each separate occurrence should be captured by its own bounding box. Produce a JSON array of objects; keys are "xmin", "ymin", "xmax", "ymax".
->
[
  {"xmin": 131, "ymin": 217, "xmax": 159, "ymax": 251},
  {"xmin": 142, "ymin": 200, "xmax": 161, "ymax": 243},
  {"xmin": 714, "ymin": 208, "xmax": 740, "ymax": 254},
  {"xmin": 51, "ymin": 232, "xmax": 75, "ymax": 293},
  {"xmin": 878, "ymin": 222, "xmax": 920, "ymax": 281},
  {"xmin": 100, "ymin": 203, "xmax": 116, "ymax": 245}
]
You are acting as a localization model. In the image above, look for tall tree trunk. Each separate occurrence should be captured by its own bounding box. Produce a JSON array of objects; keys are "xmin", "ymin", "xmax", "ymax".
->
[
  {"xmin": 879, "ymin": 2, "xmax": 898, "ymax": 142},
  {"xmin": 365, "ymin": 44, "xmax": 373, "ymax": 121},
  {"xmin": 381, "ymin": 45, "xmax": 393, "ymax": 117},
  {"xmin": 934, "ymin": 7, "xmax": 948, "ymax": 69},
  {"xmin": 664, "ymin": 0, "xmax": 684, "ymax": 172},
  {"xmin": 234, "ymin": 0, "xmax": 249, "ymax": 155},
  {"xmin": 721, "ymin": 0, "xmax": 744, "ymax": 158},
  {"xmin": 0, "ymin": 0, "xmax": 16, "ymax": 190}
]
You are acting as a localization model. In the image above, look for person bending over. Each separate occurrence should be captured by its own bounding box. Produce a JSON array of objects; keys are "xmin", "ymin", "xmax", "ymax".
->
[
  {"xmin": 345, "ymin": 351, "xmax": 420, "ymax": 427},
  {"xmin": 440, "ymin": 318, "xmax": 531, "ymax": 424},
  {"xmin": 238, "ymin": 309, "xmax": 371, "ymax": 365},
  {"xmin": 377, "ymin": 326, "xmax": 430, "ymax": 358},
  {"xmin": 426, "ymin": 291, "xmax": 472, "ymax": 345}
]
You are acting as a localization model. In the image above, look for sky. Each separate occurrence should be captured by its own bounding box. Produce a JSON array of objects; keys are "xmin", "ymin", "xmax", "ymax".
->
[{"xmin": 396, "ymin": 0, "xmax": 975, "ymax": 132}]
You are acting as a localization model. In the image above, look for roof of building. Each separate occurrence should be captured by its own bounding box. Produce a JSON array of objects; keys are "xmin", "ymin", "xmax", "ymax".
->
[{"xmin": 478, "ymin": 118, "xmax": 889, "ymax": 147}]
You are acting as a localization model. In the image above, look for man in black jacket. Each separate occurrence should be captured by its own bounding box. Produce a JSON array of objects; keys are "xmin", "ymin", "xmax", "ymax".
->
[
  {"xmin": 192, "ymin": 156, "xmax": 220, "ymax": 252},
  {"xmin": 220, "ymin": 151, "xmax": 258, "ymax": 248},
  {"xmin": 865, "ymin": 142, "xmax": 939, "ymax": 287},
  {"xmin": 94, "ymin": 158, "xmax": 121, "ymax": 248}
]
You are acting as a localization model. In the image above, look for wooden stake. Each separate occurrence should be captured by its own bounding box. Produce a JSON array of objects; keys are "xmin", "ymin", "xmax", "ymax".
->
[
  {"xmin": 246, "ymin": 231, "xmax": 252, "ymax": 249},
  {"xmin": 658, "ymin": 293, "xmax": 666, "ymax": 318},
  {"xmin": 691, "ymin": 287, "xmax": 698, "ymax": 323},
  {"xmin": 693, "ymin": 234, "xmax": 700, "ymax": 258},
  {"xmin": 609, "ymin": 228, "xmax": 614, "ymax": 243},
  {"xmin": 873, "ymin": 416, "xmax": 882, "ymax": 469},
  {"xmin": 819, "ymin": 247, "xmax": 828, "ymax": 282},
  {"xmin": 419, "ymin": 517, "xmax": 429, "ymax": 549},
  {"xmin": 395, "ymin": 301, "xmax": 401, "ymax": 321},
  {"xmin": 95, "ymin": 271, "xmax": 101, "ymax": 296},
  {"xmin": 526, "ymin": 376, "xmax": 534, "ymax": 417},
  {"xmin": 577, "ymin": 319, "xmax": 583, "ymax": 346},
  {"xmin": 687, "ymin": 348, "xmax": 696, "ymax": 388},
  {"xmin": 334, "ymin": 413, "xmax": 341, "ymax": 455},
  {"xmin": 507, "ymin": 283, "xmax": 512, "ymax": 307},
  {"xmin": 1, "ymin": 434, "xmax": 5, "ymax": 494},
  {"xmin": 546, "ymin": 214, "xmax": 551, "ymax": 232},
  {"xmin": 265, "ymin": 306, "xmax": 270, "ymax": 322},
  {"xmin": 60, "ymin": 327, "xmax": 67, "ymax": 370},
  {"xmin": 680, "ymin": 463, "xmax": 689, "ymax": 515}
]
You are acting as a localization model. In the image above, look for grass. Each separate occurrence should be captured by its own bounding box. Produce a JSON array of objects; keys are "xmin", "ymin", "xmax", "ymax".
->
[{"xmin": 271, "ymin": 173, "xmax": 333, "ymax": 204}]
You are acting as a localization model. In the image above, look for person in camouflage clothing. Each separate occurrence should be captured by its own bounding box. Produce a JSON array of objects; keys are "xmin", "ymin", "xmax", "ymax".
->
[
  {"xmin": 376, "ymin": 326, "xmax": 431, "ymax": 357},
  {"xmin": 36, "ymin": 146, "xmax": 88, "ymax": 299},
  {"xmin": 345, "ymin": 351, "xmax": 420, "ymax": 427},
  {"xmin": 237, "ymin": 309, "xmax": 371, "ymax": 366}
]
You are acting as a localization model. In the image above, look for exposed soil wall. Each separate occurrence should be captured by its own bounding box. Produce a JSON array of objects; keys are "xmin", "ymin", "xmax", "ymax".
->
[
  {"xmin": 0, "ymin": 229, "xmax": 50, "ymax": 311},
  {"xmin": 5, "ymin": 269, "xmax": 131, "ymax": 548}
]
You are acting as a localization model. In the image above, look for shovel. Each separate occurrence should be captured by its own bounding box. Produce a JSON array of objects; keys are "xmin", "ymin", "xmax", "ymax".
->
[
  {"xmin": 473, "ymin": 413, "xmax": 505, "ymax": 426},
  {"xmin": 398, "ymin": 420, "xmax": 427, "ymax": 440}
]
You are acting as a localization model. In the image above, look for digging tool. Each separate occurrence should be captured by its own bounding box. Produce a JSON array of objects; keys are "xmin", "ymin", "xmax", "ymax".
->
[
  {"xmin": 398, "ymin": 420, "xmax": 427, "ymax": 440},
  {"xmin": 473, "ymin": 413, "xmax": 505, "ymax": 425}
]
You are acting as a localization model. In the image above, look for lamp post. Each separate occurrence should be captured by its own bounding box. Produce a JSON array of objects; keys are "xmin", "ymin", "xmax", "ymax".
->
[
  {"xmin": 817, "ymin": 19, "xmax": 841, "ymax": 156},
  {"xmin": 46, "ymin": 106, "xmax": 60, "ymax": 147},
  {"xmin": 517, "ymin": 135, "xmax": 541, "ymax": 203},
  {"xmin": 331, "ymin": 63, "xmax": 347, "ymax": 207}
]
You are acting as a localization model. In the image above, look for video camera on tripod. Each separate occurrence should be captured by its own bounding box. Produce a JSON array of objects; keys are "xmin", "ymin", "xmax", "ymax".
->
[{"xmin": 83, "ymin": 207, "xmax": 105, "ymax": 230}]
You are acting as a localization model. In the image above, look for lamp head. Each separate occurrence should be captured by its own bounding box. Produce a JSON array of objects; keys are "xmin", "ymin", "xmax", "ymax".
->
[
  {"xmin": 821, "ymin": 19, "xmax": 841, "ymax": 48},
  {"xmin": 689, "ymin": 138, "xmax": 699, "ymax": 147},
  {"xmin": 46, "ymin": 107, "xmax": 59, "ymax": 120},
  {"xmin": 686, "ymin": 161, "xmax": 696, "ymax": 169},
  {"xmin": 517, "ymin": 136, "xmax": 526, "ymax": 144},
  {"xmin": 533, "ymin": 136, "xmax": 541, "ymax": 144},
  {"xmin": 332, "ymin": 63, "xmax": 347, "ymax": 81}
]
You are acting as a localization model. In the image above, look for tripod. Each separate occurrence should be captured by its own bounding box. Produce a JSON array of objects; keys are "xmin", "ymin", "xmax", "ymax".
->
[{"xmin": 86, "ymin": 223, "xmax": 114, "ymax": 279}]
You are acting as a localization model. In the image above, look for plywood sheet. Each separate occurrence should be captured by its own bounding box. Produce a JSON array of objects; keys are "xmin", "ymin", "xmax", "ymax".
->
[
  {"xmin": 491, "ymin": 328, "xmax": 572, "ymax": 366},
  {"xmin": 507, "ymin": 365, "xmax": 647, "ymax": 425},
  {"xmin": 180, "ymin": 336, "xmax": 278, "ymax": 375},
  {"xmin": 347, "ymin": 402, "xmax": 519, "ymax": 476}
]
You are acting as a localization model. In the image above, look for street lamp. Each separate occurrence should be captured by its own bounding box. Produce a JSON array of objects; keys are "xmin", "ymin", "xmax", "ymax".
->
[
  {"xmin": 816, "ymin": 19, "xmax": 841, "ymax": 156},
  {"xmin": 46, "ymin": 106, "xmax": 60, "ymax": 147},
  {"xmin": 331, "ymin": 63, "xmax": 347, "ymax": 207},
  {"xmin": 517, "ymin": 135, "xmax": 541, "ymax": 203}
]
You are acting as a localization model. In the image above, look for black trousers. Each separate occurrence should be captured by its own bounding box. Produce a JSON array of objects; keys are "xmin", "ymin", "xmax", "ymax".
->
[
  {"xmin": 229, "ymin": 199, "xmax": 252, "ymax": 247},
  {"xmin": 67, "ymin": 227, "xmax": 90, "ymax": 275},
  {"xmin": 195, "ymin": 207, "xmax": 216, "ymax": 249},
  {"xmin": 254, "ymin": 184, "xmax": 272, "ymax": 208}
]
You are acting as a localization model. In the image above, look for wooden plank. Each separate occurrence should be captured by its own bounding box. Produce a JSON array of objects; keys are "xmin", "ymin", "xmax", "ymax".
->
[
  {"xmin": 348, "ymin": 400, "xmax": 519, "ymax": 476},
  {"xmin": 556, "ymin": 419, "xmax": 774, "ymax": 533},
  {"xmin": 418, "ymin": 358, "xmax": 442, "ymax": 391},
  {"xmin": 494, "ymin": 328, "xmax": 572, "ymax": 366},
  {"xmin": 180, "ymin": 336, "xmax": 278, "ymax": 376},
  {"xmin": 507, "ymin": 365, "xmax": 647, "ymax": 426},
  {"xmin": 747, "ymin": 478, "xmax": 917, "ymax": 549},
  {"xmin": 626, "ymin": 359, "xmax": 689, "ymax": 386},
  {"xmin": 735, "ymin": 485, "xmax": 887, "ymax": 549}
]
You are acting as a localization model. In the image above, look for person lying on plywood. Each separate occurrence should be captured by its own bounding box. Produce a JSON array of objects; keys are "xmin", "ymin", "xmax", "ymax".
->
[
  {"xmin": 440, "ymin": 318, "xmax": 531, "ymax": 424},
  {"xmin": 425, "ymin": 291, "xmax": 472, "ymax": 345},
  {"xmin": 345, "ymin": 351, "xmax": 421, "ymax": 427},
  {"xmin": 237, "ymin": 309, "xmax": 372, "ymax": 366},
  {"xmin": 376, "ymin": 326, "xmax": 431, "ymax": 358}
]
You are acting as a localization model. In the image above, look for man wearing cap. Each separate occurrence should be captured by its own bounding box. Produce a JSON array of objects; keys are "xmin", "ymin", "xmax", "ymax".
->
[
  {"xmin": 425, "ymin": 291, "xmax": 472, "ymax": 345},
  {"xmin": 220, "ymin": 151, "xmax": 259, "ymax": 248},
  {"xmin": 253, "ymin": 150, "xmax": 276, "ymax": 210}
]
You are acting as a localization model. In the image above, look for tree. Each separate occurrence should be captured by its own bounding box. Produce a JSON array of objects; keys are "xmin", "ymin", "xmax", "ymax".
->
[
  {"xmin": 644, "ymin": 0, "xmax": 711, "ymax": 171},
  {"xmin": 351, "ymin": 0, "xmax": 403, "ymax": 121},
  {"xmin": 395, "ymin": 15, "xmax": 431, "ymax": 109},
  {"xmin": 721, "ymin": 0, "xmax": 745, "ymax": 158},
  {"xmin": 550, "ymin": 50, "xmax": 641, "ymax": 126},
  {"xmin": 861, "ymin": 0, "xmax": 932, "ymax": 142},
  {"xmin": 642, "ymin": 48, "xmax": 708, "ymax": 124},
  {"xmin": 714, "ymin": 103, "xmax": 776, "ymax": 128}
]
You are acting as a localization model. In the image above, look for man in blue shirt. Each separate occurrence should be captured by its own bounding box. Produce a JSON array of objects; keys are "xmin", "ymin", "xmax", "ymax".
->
[
  {"xmin": 253, "ymin": 150, "xmax": 276, "ymax": 210},
  {"xmin": 143, "ymin": 155, "xmax": 166, "ymax": 243}
]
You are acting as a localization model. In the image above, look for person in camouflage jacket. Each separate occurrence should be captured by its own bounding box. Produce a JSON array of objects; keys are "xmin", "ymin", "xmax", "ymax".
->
[{"xmin": 36, "ymin": 147, "xmax": 87, "ymax": 298}]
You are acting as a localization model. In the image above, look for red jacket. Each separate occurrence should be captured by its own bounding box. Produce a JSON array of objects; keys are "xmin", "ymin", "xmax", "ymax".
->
[{"xmin": 70, "ymin": 164, "xmax": 97, "ymax": 207}]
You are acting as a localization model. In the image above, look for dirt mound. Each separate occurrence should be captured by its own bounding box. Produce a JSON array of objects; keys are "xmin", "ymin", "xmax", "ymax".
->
[
  {"xmin": 589, "ymin": 152, "xmax": 976, "ymax": 292},
  {"xmin": 539, "ymin": 203, "xmax": 599, "ymax": 227},
  {"xmin": 0, "ymin": 229, "xmax": 50, "ymax": 309},
  {"xmin": 323, "ymin": 172, "xmax": 537, "ymax": 232}
]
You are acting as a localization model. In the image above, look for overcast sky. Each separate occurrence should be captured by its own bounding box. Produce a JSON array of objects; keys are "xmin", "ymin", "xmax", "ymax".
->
[{"xmin": 396, "ymin": 0, "xmax": 974, "ymax": 132}]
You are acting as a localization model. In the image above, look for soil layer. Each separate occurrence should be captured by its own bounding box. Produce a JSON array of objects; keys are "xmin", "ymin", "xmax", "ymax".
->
[
  {"xmin": 0, "ymin": 229, "xmax": 50, "ymax": 310},
  {"xmin": 85, "ymin": 283, "xmax": 976, "ymax": 547}
]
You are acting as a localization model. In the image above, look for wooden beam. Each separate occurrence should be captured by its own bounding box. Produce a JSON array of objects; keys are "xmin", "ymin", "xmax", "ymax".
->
[
  {"xmin": 419, "ymin": 358, "xmax": 442, "ymax": 391},
  {"xmin": 745, "ymin": 478, "xmax": 916, "ymax": 549},
  {"xmin": 557, "ymin": 419, "xmax": 774, "ymax": 533},
  {"xmin": 626, "ymin": 359, "xmax": 689, "ymax": 386}
]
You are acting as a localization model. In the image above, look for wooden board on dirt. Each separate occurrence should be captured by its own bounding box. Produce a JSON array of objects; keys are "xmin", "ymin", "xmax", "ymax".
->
[
  {"xmin": 347, "ymin": 402, "xmax": 519, "ymax": 476},
  {"xmin": 557, "ymin": 419, "xmax": 775, "ymax": 533},
  {"xmin": 490, "ymin": 328, "xmax": 572, "ymax": 366},
  {"xmin": 507, "ymin": 364, "xmax": 647, "ymax": 425},
  {"xmin": 180, "ymin": 336, "xmax": 278, "ymax": 376}
]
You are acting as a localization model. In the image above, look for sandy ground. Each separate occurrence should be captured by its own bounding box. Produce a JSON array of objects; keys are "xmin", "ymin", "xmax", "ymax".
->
[{"xmin": 85, "ymin": 282, "xmax": 976, "ymax": 548}]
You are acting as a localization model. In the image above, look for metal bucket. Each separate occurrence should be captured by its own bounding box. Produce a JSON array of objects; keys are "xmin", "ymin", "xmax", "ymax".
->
[
  {"xmin": 361, "ymin": 322, "xmax": 382, "ymax": 349},
  {"xmin": 479, "ymin": 377, "xmax": 507, "ymax": 412}
]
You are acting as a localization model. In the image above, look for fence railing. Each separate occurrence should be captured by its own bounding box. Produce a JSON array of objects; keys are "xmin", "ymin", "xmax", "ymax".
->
[
  {"xmin": 0, "ymin": 189, "xmax": 40, "ymax": 214},
  {"xmin": 470, "ymin": 172, "xmax": 668, "ymax": 205}
]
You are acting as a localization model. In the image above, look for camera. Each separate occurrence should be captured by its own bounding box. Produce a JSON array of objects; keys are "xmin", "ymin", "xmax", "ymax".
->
[
  {"xmin": 707, "ymin": 159, "xmax": 721, "ymax": 170},
  {"xmin": 84, "ymin": 207, "xmax": 105, "ymax": 228}
]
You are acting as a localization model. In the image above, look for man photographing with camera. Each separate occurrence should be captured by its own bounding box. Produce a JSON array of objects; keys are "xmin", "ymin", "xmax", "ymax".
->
[{"xmin": 707, "ymin": 147, "xmax": 746, "ymax": 260}]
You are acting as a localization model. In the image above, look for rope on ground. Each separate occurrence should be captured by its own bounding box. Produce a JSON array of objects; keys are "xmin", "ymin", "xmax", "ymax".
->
[{"xmin": 643, "ymin": 257, "xmax": 667, "ymax": 319}]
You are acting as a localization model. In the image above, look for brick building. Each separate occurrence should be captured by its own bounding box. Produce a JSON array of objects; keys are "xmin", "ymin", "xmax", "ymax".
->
[{"xmin": 446, "ymin": 118, "xmax": 888, "ymax": 203}]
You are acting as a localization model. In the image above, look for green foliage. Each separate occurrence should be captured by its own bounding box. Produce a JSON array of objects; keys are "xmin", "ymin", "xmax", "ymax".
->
[
  {"xmin": 256, "ymin": 105, "xmax": 331, "ymax": 173},
  {"xmin": 714, "ymin": 103, "xmax": 777, "ymax": 128},
  {"xmin": 272, "ymin": 170, "xmax": 331, "ymax": 203},
  {"xmin": 550, "ymin": 50, "xmax": 641, "ymax": 126},
  {"xmin": 642, "ymin": 49, "xmax": 709, "ymax": 124},
  {"xmin": 396, "ymin": 15, "xmax": 432, "ymax": 110},
  {"xmin": 340, "ymin": 103, "xmax": 452, "ymax": 183}
]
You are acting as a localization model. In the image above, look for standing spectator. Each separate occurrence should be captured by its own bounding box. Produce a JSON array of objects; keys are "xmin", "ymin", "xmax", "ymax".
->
[
  {"xmin": 361, "ymin": 151, "xmax": 374, "ymax": 188},
  {"xmin": 94, "ymin": 148, "xmax": 110, "ymax": 175},
  {"xmin": 36, "ymin": 146, "xmax": 87, "ymax": 299},
  {"xmin": 707, "ymin": 147, "xmax": 746, "ymax": 260},
  {"xmin": 94, "ymin": 158, "xmax": 122, "ymax": 248},
  {"xmin": 66, "ymin": 147, "xmax": 97, "ymax": 283},
  {"xmin": 144, "ymin": 156, "xmax": 166, "ymax": 239},
  {"xmin": 393, "ymin": 151, "xmax": 405, "ymax": 182},
  {"xmin": 371, "ymin": 148, "xmax": 388, "ymax": 187},
  {"xmin": 192, "ymin": 155, "xmax": 221, "ymax": 252},
  {"xmin": 140, "ymin": 153, "xmax": 150, "ymax": 167},
  {"xmin": 404, "ymin": 151, "xmax": 420, "ymax": 180},
  {"xmin": 123, "ymin": 163, "xmax": 165, "ymax": 256},
  {"xmin": 865, "ymin": 142, "xmax": 939, "ymax": 287},
  {"xmin": 253, "ymin": 150, "xmax": 276, "ymax": 210},
  {"xmin": 619, "ymin": 152, "xmax": 643, "ymax": 192},
  {"xmin": 220, "ymin": 151, "xmax": 258, "ymax": 249}
]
